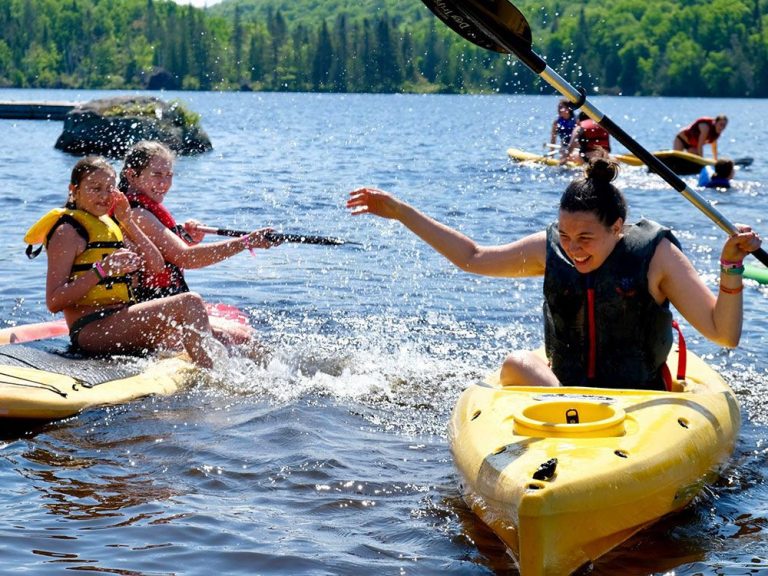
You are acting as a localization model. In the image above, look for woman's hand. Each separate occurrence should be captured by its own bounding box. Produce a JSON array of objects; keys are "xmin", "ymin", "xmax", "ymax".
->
[
  {"xmin": 102, "ymin": 248, "xmax": 143, "ymax": 276},
  {"xmin": 347, "ymin": 188, "xmax": 402, "ymax": 220},
  {"xmin": 721, "ymin": 225, "xmax": 762, "ymax": 262}
]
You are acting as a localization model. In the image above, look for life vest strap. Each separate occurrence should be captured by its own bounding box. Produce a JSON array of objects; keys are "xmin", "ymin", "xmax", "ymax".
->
[{"xmin": 661, "ymin": 320, "xmax": 687, "ymax": 391}]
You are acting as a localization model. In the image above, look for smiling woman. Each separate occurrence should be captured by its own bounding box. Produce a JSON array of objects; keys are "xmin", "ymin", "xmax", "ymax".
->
[{"xmin": 347, "ymin": 156, "xmax": 762, "ymax": 390}]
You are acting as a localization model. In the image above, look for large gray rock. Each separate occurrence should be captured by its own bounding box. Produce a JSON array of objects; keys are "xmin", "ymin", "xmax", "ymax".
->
[{"xmin": 55, "ymin": 95, "xmax": 212, "ymax": 158}]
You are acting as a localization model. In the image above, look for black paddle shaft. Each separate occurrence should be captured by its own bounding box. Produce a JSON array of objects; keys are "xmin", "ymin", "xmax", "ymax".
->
[
  {"xmin": 421, "ymin": 0, "xmax": 768, "ymax": 266},
  {"xmin": 205, "ymin": 227, "xmax": 347, "ymax": 246}
]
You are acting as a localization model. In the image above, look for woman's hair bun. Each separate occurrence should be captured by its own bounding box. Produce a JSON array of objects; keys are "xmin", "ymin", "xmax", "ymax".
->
[{"xmin": 585, "ymin": 156, "xmax": 619, "ymax": 184}]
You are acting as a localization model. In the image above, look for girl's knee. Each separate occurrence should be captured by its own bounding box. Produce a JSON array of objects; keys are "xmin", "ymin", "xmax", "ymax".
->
[
  {"xmin": 500, "ymin": 351, "xmax": 527, "ymax": 385},
  {"xmin": 500, "ymin": 351, "xmax": 556, "ymax": 387},
  {"xmin": 177, "ymin": 291, "xmax": 205, "ymax": 307},
  {"xmin": 172, "ymin": 292, "xmax": 207, "ymax": 316}
]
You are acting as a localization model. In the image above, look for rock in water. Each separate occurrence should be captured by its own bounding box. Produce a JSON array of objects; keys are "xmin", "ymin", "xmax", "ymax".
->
[{"xmin": 55, "ymin": 95, "xmax": 212, "ymax": 157}]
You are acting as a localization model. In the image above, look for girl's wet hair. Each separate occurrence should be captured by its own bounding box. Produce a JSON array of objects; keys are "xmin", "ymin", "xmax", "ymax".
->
[
  {"xmin": 118, "ymin": 140, "xmax": 174, "ymax": 192},
  {"xmin": 67, "ymin": 156, "xmax": 116, "ymax": 208},
  {"xmin": 560, "ymin": 157, "xmax": 627, "ymax": 226},
  {"xmin": 714, "ymin": 158, "xmax": 735, "ymax": 178},
  {"xmin": 70, "ymin": 156, "xmax": 115, "ymax": 186}
]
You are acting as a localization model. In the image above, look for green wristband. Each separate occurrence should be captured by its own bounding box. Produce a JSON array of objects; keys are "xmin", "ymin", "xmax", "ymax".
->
[{"xmin": 720, "ymin": 265, "xmax": 745, "ymax": 276}]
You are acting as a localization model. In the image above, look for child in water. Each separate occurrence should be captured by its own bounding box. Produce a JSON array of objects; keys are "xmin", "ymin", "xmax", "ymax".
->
[
  {"xmin": 698, "ymin": 159, "xmax": 735, "ymax": 189},
  {"xmin": 25, "ymin": 156, "xmax": 216, "ymax": 367}
]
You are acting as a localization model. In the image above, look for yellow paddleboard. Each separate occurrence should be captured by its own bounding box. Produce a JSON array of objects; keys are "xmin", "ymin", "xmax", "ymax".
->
[
  {"xmin": 0, "ymin": 345, "xmax": 196, "ymax": 420},
  {"xmin": 507, "ymin": 147, "xmax": 579, "ymax": 168},
  {"xmin": 449, "ymin": 347, "xmax": 739, "ymax": 575}
]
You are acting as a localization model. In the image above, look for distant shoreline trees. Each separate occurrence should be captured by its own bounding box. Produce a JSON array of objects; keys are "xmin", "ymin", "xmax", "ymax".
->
[{"xmin": 1, "ymin": 0, "xmax": 766, "ymax": 97}]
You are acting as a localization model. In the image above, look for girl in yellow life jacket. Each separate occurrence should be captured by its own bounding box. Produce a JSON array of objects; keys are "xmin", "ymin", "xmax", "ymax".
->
[{"xmin": 27, "ymin": 156, "xmax": 216, "ymax": 368}]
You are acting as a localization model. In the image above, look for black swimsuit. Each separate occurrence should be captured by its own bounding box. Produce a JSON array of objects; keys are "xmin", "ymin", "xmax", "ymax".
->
[
  {"xmin": 676, "ymin": 134, "xmax": 693, "ymax": 150},
  {"xmin": 69, "ymin": 307, "xmax": 124, "ymax": 349}
]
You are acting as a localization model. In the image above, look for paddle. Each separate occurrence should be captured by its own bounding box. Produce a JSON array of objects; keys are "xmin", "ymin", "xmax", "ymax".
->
[
  {"xmin": 197, "ymin": 225, "xmax": 350, "ymax": 246},
  {"xmin": 544, "ymin": 143, "xmax": 560, "ymax": 157},
  {"xmin": 420, "ymin": 0, "xmax": 768, "ymax": 266}
]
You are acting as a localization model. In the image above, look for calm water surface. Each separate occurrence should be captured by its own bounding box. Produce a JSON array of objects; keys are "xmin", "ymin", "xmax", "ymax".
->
[{"xmin": 0, "ymin": 89, "xmax": 766, "ymax": 575}]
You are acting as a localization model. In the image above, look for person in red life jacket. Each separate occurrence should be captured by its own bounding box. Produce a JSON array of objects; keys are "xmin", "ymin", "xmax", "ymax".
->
[
  {"xmin": 347, "ymin": 158, "xmax": 761, "ymax": 389},
  {"xmin": 26, "ymin": 156, "xmax": 216, "ymax": 367},
  {"xmin": 561, "ymin": 112, "xmax": 611, "ymax": 165},
  {"xmin": 673, "ymin": 115, "xmax": 728, "ymax": 159},
  {"xmin": 118, "ymin": 140, "xmax": 281, "ymax": 346}
]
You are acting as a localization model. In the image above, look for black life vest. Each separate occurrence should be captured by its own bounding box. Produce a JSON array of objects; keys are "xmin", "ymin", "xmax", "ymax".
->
[{"xmin": 543, "ymin": 219, "xmax": 680, "ymax": 389}]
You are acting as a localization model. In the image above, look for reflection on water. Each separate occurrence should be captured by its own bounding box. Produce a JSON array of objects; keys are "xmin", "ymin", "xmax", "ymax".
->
[{"xmin": 20, "ymin": 442, "xmax": 179, "ymax": 522}]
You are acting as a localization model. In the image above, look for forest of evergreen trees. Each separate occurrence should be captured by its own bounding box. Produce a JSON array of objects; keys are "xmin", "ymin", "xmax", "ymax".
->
[{"xmin": 1, "ymin": 0, "xmax": 767, "ymax": 97}]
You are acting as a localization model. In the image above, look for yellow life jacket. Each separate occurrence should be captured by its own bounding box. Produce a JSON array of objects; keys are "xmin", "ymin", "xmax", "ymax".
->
[{"xmin": 25, "ymin": 208, "xmax": 135, "ymax": 307}]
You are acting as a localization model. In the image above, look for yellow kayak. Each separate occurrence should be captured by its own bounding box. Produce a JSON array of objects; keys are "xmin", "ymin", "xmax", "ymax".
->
[
  {"xmin": 449, "ymin": 347, "xmax": 740, "ymax": 575},
  {"xmin": 0, "ymin": 344, "xmax": 196, "ymax": 421},
  {"xmin": 507, "ymin": 147, "xmax": 578, "ymax": 168}
]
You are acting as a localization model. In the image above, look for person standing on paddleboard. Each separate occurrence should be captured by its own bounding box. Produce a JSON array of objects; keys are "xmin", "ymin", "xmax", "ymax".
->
[
  {"xmin": 549, "ymin": 99, "xmax": 576, "ymax": 160},
  {"xmin": 25, "ymin": 156, "xmax": 216, "ymax": 368},
  {"xmin": 347, "ymin": 157, "xmax": 761, "ymax": 390},
  {"xmin": 119, "ymin": 140, "xmax": 282, "ymax": 346},
  {"xmin": 673, "ymin": 115, "xmax": 728, "ymax": 160}
]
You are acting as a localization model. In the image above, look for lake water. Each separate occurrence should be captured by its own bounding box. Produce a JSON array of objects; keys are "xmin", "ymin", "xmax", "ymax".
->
[{"xmin": 1, "ymin": 88, "xmax": 766, "ymax": 575}]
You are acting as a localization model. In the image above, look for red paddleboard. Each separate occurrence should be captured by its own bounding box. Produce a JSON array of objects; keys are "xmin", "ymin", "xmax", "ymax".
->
[{"xmin": 0, "ymin": 302, "xmax": 250, "ymax": 346}]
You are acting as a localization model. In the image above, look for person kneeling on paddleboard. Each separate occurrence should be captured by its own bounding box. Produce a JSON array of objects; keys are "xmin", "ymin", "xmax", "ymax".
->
[
  {"xmin": 25, "ymin": 156, "xmax": 216, "ymax": 368},
  {"xmin": 673, "ymin": 115, "xmax": 728, "ymax": 160},
  {"xmin": 118, "ymin": 140, "xmax": 282, "ymax": 346},
  {"xmin": 347, "ymin": 157, "xmax": 761, "ymax": 389},
  {"xmin": 561, "ymin": 112, "xmax": 611, "ymax": 166}
]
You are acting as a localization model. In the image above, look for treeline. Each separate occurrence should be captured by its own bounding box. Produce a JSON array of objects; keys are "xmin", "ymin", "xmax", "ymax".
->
[{"xmin": 1, "ymin": 0, "xmax": 767, "ymax": 96}]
